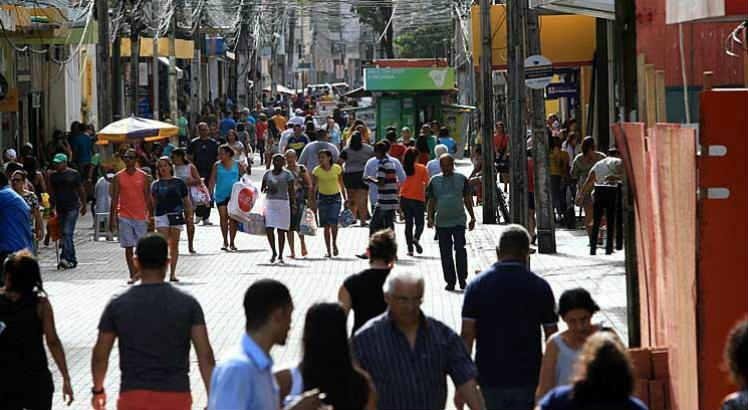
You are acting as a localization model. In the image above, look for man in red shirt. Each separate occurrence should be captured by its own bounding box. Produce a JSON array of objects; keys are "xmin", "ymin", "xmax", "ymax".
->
[{"xmin": 386, "ymin": 129, "xmax": 407, "ymax": 162}]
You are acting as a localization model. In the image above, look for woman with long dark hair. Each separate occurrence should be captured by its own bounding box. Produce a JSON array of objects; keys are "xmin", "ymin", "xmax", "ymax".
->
[
  {"xmin": 339, "ymin": 132, "xmax": 374, "ymax": 226},
  {"xmin": 171, "ymin": 149, "xmax": 200, "ymax": 253},
  {"xmin": 415, "ymin": 132, "xmax": 432, "ymax": 165},
  {"xmin": 276, "ymin": 303, "xmax": 376, "ymax": 410},
  {"xmin": 537, "ymin": 331, "xmax": 647, "ymax": 410},
  {"xmin": 400, "ymin": 148, "xmax": 429, "ymax": 256},
  {"xmin": 0, "ymin": 251, "xmax": 74, "ymax": 409},
  {"xmin": 151, "ymin": 156, "xmax": 192, "ymax": 281}
]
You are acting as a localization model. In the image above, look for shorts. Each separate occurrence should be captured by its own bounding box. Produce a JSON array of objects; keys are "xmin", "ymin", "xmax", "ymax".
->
[
  {"xmin": 317, "ymin": 193, "xmax": 342, "ymax": 226},
  {"xmin": 119, "ymin": 217, "xmax": 149, "ymax": 248},
  {"xmin": 117, "ymin": 390, "xmax": 192, "ymax": 410},
  {"xmin": 216, "ymin": 197, "xmax": 230, "ymax": 207},
  {"xmin": 154, "ymin": 214, "xmax": 185, "ymax": 230},
  {"xmin": 343, "ymin": 171, "xmax": 368, "ymax": 190},
  {"xmin": 528, "ymin": 192, "xmax": 536, "ymax": 210}
]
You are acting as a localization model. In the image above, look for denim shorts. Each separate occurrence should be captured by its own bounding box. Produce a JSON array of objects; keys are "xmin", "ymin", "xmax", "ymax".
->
[
  {"xmin": 317, "ymin": 193, "xmax": 341, "ymax": 226},
  {"xmin": 119, "ymin": 217, "xmax": 149, "ymax": 248}
]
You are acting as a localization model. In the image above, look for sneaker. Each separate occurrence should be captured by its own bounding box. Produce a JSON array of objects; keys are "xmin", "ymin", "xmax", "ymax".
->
[
  {"xmin": 444, "ymin": 284, "xmax": 455, "ymax": 291},
  {"xmin": 57, "ymin": 259, "xmax": 74, "ymax": 270},
  {"xmin": 459, "ymin": 280, "xmax": 467, "ymax": 290},
  {"xmin": 414, "ymin": 241, "xmax": 423, "ymax": 254}
]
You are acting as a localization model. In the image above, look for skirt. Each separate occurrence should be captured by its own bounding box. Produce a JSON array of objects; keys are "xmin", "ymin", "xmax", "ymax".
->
[{"xmin": 264, "ymin": 199, "xmax": 291, "ymax": 230}]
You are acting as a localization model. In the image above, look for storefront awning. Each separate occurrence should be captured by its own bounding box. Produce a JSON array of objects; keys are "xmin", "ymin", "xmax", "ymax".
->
[
  {"xmin": 119, "ymin": 38, "xmax": 195, "ymax": 59},
  {"xmin": 529, "ymin": 0, "xmax": 615, "ymax": 20}
]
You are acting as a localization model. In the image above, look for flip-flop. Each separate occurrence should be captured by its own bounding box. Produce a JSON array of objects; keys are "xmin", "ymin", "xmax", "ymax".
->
[
  {"xmin": 221, "ymin": 246, "xmax": 229, "ymax": 251},
  {"xmin": 230, "ymin": 245, "xmax": 238, "ymax": 251}
]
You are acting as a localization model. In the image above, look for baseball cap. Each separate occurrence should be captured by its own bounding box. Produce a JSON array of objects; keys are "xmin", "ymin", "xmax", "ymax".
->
[{"xmin": 52, "ymin": 153, "xmax": 68, "ymax": 164}]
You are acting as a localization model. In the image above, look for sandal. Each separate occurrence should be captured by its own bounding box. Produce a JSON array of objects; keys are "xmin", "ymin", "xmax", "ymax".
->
[
  {"xmin": 333, "ymin": 246, "xmax": 339, "ymax": 256},
  {"xmin": 229, "ymin": 245, "xmax": 238, "ymax": 251},
  {"xmin": 221, "ymin": 245, "xmax": 229, "ymax": 252}
]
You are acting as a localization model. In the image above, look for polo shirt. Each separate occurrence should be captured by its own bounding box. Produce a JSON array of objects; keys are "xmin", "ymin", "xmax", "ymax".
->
[
  {"xmin": 0, "ymin": 187, "xmax": 33, "ymax": 252},
  {"xmin": 208, "ymin": 333, "xmax": 279, "ymax": 410},
  {"xmin": 462, "ymin": 261, "xmax": 558, "ymax": 388},
  {"xmin": 352, "ymin": 312, "xmax": 477, "ymax": 409}
]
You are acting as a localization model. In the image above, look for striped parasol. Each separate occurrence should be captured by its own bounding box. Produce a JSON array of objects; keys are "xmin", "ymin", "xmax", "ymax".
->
[{"xmin": 96, "ymin": 116, "xmax": 178, "ymax": 143}]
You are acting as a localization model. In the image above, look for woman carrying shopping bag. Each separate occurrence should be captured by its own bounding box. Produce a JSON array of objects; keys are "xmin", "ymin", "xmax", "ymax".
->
[
  {"xmin": 262, "ymin": 154, "xmax": 296, "ymax": 264},
  {"xmin": 284, "ymin": 149, "xmax": 311, "ymax": 258},
  {"xmin": 208, "ymin": 145, "xmax": 247, "ymax": 252}
]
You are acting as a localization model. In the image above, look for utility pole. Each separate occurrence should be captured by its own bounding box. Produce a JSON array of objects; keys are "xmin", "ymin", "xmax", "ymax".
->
[
  {"xmin": 129, "ymin": 5, "xmax": 141, "ymax": 116},
  {"xmin": 168, "ymin": 0, "xmax": 178, "ymax": 123},
  {"xmin": 190, "ymin": 12, "xmax": 202, "ymax": 129},
  {"xmin": 479, "ymin": 0, "xmax": 496, "ymax": 224},
  {"xmin": 506, "ymin": 0, "xmax": 528, "ymax": 227},
  {"xmin": 526, "ymin": 9, "xmax": 556, "ymax": 253},
  {"xmin": 96, "ymin": 0, "xmax": 111, "ymax": 127},
  {"xmin": 151, "ymin": 0, "xmax": 160, "ymax": 121}
]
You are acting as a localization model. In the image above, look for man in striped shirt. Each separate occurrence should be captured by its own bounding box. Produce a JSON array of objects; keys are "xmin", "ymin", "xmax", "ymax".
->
[
  {"xmin": 357, "ymin": 142, "xmax": 400, "ymax": 260},
  {"xmin": 352, "ymin": 270, "xmax": 485, "ymax": 410}
]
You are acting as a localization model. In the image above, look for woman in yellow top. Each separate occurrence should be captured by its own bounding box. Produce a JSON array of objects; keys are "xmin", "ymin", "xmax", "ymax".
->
[
  {"xmin": 549, "ymin": 137, "xmax": 571, "ymax": 222},
  {"xmin": 311, "ymin": 149, "xmax": 346, "ymax": 258}
]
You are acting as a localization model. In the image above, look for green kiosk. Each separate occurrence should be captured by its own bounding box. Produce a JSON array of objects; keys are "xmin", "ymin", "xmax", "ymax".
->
[{"xmin": 363, "ymin": 67, "xmax": 473, "ymax": 156}]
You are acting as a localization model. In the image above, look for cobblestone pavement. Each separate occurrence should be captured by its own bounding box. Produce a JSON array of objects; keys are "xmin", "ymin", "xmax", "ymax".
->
[{"xmin": 37, "ymin": 159, "xmax": 626, "ymax": 409}]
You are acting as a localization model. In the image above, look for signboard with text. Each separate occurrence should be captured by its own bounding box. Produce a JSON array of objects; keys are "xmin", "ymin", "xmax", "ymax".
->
[{"xmin": 363, "ymin": 68, "xmax": 456, "ymax": 92}]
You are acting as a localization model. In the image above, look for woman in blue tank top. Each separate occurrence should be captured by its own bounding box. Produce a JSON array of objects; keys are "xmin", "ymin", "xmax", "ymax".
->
[{"xmin": 208, "ymin": 145, "xmax": 246, "ymax": 251}]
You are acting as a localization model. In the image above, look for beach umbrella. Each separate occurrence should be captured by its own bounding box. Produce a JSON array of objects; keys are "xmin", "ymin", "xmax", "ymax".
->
[{"xmin": 97, "ymin": 116, "xmax": 178, "ymax": 143}]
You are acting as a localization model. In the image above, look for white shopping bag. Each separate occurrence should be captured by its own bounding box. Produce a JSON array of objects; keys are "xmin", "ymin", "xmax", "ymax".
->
[{"xmin": 228, "ymin": 176, "xmax": 259, "ymax": 223}]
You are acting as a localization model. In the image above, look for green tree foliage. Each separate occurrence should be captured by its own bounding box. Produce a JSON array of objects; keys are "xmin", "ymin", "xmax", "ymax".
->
[
  {"xmin": 351, "ymin": 1, "xmax": 395, "ymax": 58},
  {"xmin": 394, "ymin": 25, "xmax": 452, "ymax": 59}
]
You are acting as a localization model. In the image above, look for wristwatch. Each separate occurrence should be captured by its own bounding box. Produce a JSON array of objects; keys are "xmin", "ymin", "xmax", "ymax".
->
[{"xmin": 91, "ymin": 387, "xmax": 105, "ymax": 395}]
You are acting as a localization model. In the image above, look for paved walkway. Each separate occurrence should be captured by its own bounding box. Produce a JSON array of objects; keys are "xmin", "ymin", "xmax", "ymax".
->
[{"xmin": 36, "ymin": 159, "xmax": 626, "ymax": 409}]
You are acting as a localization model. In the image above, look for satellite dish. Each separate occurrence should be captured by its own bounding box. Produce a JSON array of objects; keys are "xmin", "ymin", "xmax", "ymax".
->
[{"xmin": 0, "ymin": 74, "xmax": 7, "ymax": 101}]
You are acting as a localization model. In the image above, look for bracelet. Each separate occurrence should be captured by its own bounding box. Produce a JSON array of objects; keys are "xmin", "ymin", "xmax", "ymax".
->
[{"xmin": 92, "ymin": 387, "xmax": 105, "ymax": 395}]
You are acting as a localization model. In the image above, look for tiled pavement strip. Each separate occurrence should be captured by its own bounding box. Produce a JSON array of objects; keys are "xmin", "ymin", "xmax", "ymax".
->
[{"xmin": 37, "ymin": 159, "xmax": 626, "ymax": 409}]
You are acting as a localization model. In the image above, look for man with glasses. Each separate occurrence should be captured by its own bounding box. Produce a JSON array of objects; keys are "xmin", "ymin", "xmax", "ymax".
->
[
  {"xmin": 110, "ymin": 149, "xmax": 153, "ymax": 284},
  {"xmin": 48, "ymin": 153, "xmax": 87, "ymax": 269},
  {"xmin": 351, "ymin": 270, "xmax": 485, "ymax": 410}
]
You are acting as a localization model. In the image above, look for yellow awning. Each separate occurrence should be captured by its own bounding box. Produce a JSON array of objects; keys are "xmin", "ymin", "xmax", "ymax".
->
[
  {"xmin": 471, "ymin": 5, "xmax": 596, "ymax": 69},
  {"xmin": 118, "ymin": 38, "xmax": 195, "ymax": 59}
]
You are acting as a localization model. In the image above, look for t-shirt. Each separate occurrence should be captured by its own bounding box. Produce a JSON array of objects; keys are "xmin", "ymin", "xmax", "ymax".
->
[
  {"xmin": 426, "ymin": 173, "xmax": 470, "ymax": 228},
  {"xmin": 219, "ymin": 117, "xmax": 237, "ymax": 136},
  {"xmin": 340, "ymin": 145, "xmax": 374, "ymax": 173},
  {"xmin": 571, "ymin": 152, "xmax": 606, "ymax": 182},
  {"xmin": 177, "ymin": 116, "xmax": 189, "ymax": 137},
  {"xmin": 343, "ymin": 268, "xmax": 391, "ymax": 332},
  {"xmin": 188, "ymin": 137, "xmax": 219, "ymax": 179},
  {"xmin": 493, "ymin": 133, "xmax": 509, "ymax": 153},
  {"xmin": 438, "ymin": 137, "xmax": 457, "ymax": 154},
  {"xmin": 70, "ymin": 133, "xmax": 93, "ymax": 165},
  {"xmin": 271, "ymin": 114, "xmax": 288, "ymax": 131},
  {"xmin": 591, "ymin": 157, "xmax": 623, "ymax": 185},
  {"xmin": 539, "ymin": 385, "xmax": 648, "ymax": 410},
  {"xmin": 151, "ymin": 178, "xmax": 188, "ymax": 216},
  {"xmin": 256, "ymin": 121, "xmax": 268, "ymax": 141},
  {"xmin": 400, "ymin": 164, "xmax": 429, "ymax": 202},
  {"xmin": 298, "ymin": 141, "xmax": 339, "ymax": 171},
  {"xmin": 98, "ymin": 283, "xmax": 205, "ymax": 392},
  {"xmin": 388, "ymin": 143, "xmax": 407, "ymax": 161},
  {"xmin": 462, "ymin": 261, "xmax": 558, "ymax": 388},
  {"xmin": 50, "ymin": 168, "xmax": 82, "ymax": 212},
  {"xmin": 262, "ymin": 169, "xmax": 294, "ymax": 201},
  {"xmin": 375, "ymin": 158, "xmax": 399, "ymax": 210},
  {"xmin": 285, "ymin": 134, "xmax": 310, "ymax": 154},
  {"xmin": 312, "ymin": 164, "xmax": 343, "ymax": 195},
  {"xmin": 426, "ymin": 159, "xmax": 442, "ymax": 178},
  {"xmin": 0, "ymin": 187, "xmax": 33, "ymax": 252}
]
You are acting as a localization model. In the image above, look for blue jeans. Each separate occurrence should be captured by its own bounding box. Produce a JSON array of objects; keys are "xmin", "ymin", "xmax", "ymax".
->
[
  {"xmin": 59, "ymin": 208, "xmax": 79, "ymax": 263},
  {"xmin": 436, "ymin": 226, "xmax": 467, "ymax": 286},
  {"xmin": 482, "ymin": 386, "xmax": 535, "ymax": 410}
]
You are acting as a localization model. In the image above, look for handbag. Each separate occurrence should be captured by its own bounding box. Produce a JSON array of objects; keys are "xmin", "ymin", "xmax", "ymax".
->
[
  {"xmin": 190, "ymin": 184, "xmax": 211, "ymax": 207},
  {"xmin": 338, "ymin": 208, "xmax": 355, "ymax": 227},
  {"xmin": 299, "ymin": 207, "xmax": 318, "ymax": 236},
  {"xmin": 167, "ymin": 212, "xmax": 186, "ymax": 225}
]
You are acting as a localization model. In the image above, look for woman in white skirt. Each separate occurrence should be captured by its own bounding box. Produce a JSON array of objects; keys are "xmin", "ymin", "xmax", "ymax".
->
[{"xmin": 261, "ymin": 154, "xmax": 297, "ymax": 264}]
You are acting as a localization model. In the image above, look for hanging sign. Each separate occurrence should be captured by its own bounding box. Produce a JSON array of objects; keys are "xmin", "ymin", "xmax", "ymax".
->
[{"xmin": 524, "ymin": 54, "xmax": 553, "ymax": 90}]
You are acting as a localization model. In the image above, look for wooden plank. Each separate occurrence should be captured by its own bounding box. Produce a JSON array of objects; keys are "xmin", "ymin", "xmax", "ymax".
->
[
  {"xmin": 655, "ymin": 70, "xmax": 667, "ymax": 122},
  {"xmin": 637, "ymin": 54, "xmax": 647, "ymax": 123},
  {"xmin": 645, "ymin": 64, "xmax": 657, "ymax": 128}
]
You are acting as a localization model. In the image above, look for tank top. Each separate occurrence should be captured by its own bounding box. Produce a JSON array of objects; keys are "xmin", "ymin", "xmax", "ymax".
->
[
  {"xmin": 553, "ymin": 333, "xmax": 581, "ymax": 385},
  {"xmin": 214, "ymin": 160, "xmax": 239, "ymax": 202},
  {"xmin": 117, "ymin": 169, "xmax": 148, "ymax": 220},
  {"xmin": 174, "ymin": 164, "xmax": 192, "ymax": 182},
  {"xmin": 0, "ymin": 293, "xmax": 49, "ymax": 375}
]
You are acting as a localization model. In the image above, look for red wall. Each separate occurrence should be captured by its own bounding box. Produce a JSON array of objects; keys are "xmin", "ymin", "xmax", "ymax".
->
[{"xmin": 636, "ymin": 0, "xmax": 745, "ymax": 87}]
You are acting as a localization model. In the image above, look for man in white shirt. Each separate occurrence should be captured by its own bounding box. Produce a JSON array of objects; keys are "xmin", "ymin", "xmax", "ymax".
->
[{"xmin": 577, "ymin": 146, "xmax": 623, "ymax": 255}]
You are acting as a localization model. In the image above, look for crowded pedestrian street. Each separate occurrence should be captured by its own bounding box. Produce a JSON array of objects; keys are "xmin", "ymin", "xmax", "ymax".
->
[{"xmin": 33, "ymin": 158, "xmax": 626, "ymax": 409}]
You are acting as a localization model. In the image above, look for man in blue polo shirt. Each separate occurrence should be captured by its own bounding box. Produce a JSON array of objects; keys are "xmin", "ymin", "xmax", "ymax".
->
[
  {"xmin": 0, "ymin": 172, "xmax": 33, "ymax": 282},
  {"xmin": 460, "ymin": 224, "xmax": 558, "ymax": 410}
]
